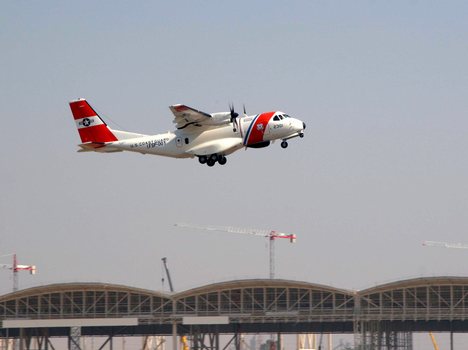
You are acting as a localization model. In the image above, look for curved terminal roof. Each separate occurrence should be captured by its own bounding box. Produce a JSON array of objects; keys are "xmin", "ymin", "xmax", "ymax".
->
[
  {"xmin": 3, "ymin": 276, "xmax": 468, "ymax": 301},
  {"xmin": 0, "ymin": 282, "xmax": 169, "ymax": 302},
  {"xmin": 0, "ymin": 279, "xmax": 356, "ymax": 302},
  {"xmin": 175, "ymin": 278, "xmax": 355, "ymax": 299},
  {"xmin": 359, "ymin": 276, "xmax": 468, "ymax": 295},
  {"xmin": 2, "ymin": 277, "xmax": 468, "ymax": 334},
  {"xmin": 0, "ymin": 278, "xmax": 356, "ymax": 322}
]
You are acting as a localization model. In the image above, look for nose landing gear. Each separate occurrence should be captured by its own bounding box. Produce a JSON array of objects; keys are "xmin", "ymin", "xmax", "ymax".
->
[{"xmin": 281, "ymin": 130, "xmax": 305, "ymax": 149}]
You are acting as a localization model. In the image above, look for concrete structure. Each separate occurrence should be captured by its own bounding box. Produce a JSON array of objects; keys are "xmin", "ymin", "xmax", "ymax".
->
[{"xmin": 1, "ymin": 277, "xmax": 468, "ymax": 349}]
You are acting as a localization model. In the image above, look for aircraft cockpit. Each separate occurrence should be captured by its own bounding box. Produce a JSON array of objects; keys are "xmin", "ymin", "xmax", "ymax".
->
[{"xmin": 272, "ymin": 113, "xmax": 291, "ymax": 121}]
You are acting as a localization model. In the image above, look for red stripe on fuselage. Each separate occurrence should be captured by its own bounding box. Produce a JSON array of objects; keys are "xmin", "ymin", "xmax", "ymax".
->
[{"xmin": 245, "ymin": 112, "xmax": 275, "ymax": 146}]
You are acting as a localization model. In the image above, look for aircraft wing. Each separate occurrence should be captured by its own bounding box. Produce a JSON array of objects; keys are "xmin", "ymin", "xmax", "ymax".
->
[{"xmin": 169, "ymin": 104, "xmax": 212, "ymax": 129}]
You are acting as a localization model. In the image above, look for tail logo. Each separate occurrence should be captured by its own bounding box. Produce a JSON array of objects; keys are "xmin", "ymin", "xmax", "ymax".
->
[{"xmin": 75, "ymin": 116, "xmax": 102, "ymax": 129}]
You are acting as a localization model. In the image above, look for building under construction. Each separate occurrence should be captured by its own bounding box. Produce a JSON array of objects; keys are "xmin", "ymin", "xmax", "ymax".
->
[{"xmin": 1, "ymin": 277, "xmax": 468, "ymax": 350}]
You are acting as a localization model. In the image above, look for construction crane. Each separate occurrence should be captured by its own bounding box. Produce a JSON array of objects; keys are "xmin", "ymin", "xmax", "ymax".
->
[
  {"xmin": 161, "ymin": 257, "xmax": 175, "ymax": 292},
  {"xmin": 143, "ymin": 258, "xmax": 175, "ymax": 350},
  {"xmin": 423, "ymin": 240, "xmax": 468, "ymax": 249},
  {"xmin": 175, "ymin": 223, "xmax": 297, "ymax": 279},
  {"xmin": 0, "ymin": 253, "xmax": 36, "ymax": 292},
  {"xmin": 159, "ymin": 259, "xmax": 189, "ymax": 350}
]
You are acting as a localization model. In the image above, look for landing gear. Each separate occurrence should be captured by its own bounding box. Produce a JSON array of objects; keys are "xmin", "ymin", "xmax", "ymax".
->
[
  {"xmin": 218, "ymin": 156, "xmax": 227, "ymax": 165},
  {"xmin": 281, "ymin": 141, "xmax": 288, "ymax": 149},
  {"xmin": 199, "ymin": 154, "xmax": 227, "ymax": 166},
  {"xmin": 299, "ymin": 132, "xmax": 304, "ymax": 138}
]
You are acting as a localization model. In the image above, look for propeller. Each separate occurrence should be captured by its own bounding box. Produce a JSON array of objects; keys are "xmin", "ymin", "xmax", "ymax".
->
[{"xmin": 229, "ymin": 103, "xmax": 239, "ymax": 132}]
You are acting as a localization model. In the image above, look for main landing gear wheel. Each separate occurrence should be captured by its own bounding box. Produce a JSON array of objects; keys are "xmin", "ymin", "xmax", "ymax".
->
[
  {"xmin": 299, "ymin": 133, "xmax": 304, "ymax": 138},
  {"xmin": 281, "ymin": 141, "xmax": 288, "ymax": 149},
  {"xmin": 218, "ymin": 156, "xmax": 227, "ymax": 165},
  {"xmin": 201, "ymin": 154, "xmax": 227, "ymax": 167}
]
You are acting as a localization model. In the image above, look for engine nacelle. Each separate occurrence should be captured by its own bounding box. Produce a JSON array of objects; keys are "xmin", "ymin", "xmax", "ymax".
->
[
  {"xmin": 203, "ymin": 112, "xmax": 231, "ymax": 126},
  {"xmin": 246, "ymin": 141, "xmax": 270, "ymax": 149}
]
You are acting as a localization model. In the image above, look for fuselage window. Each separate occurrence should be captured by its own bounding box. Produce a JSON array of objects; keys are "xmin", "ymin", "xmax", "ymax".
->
[{"xmin": 184, "ymin": 138, "xmax": 189, "ymax": 144}]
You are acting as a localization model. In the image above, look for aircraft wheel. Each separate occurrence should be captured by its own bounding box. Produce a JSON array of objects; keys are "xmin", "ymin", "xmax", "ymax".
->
[
  {"xmin": 210, "ymin": 154, "xmax": 218, "ymax": 162},
  {"xmin": 218, "ymin": 156, "xmax": 227, "ymax": 165},
  {"xmin": 199, "ymin": 156, "xmax": 207, "ymax": 164},
  {"xmin": 207, "ymin": 159, "xmax": 216, "ymax": 167},
  {"xmin": 281, "ymin": 141, "xmax": 288, "ymax": 149},
  {"xmin": 299, "ymin": 133, "xmax": 304, "ymax": 138}
]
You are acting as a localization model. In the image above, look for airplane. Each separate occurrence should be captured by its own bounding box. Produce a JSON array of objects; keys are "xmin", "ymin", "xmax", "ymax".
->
[{"xmin": 69, "ymin": 99, "xmax": 306, "ymax": 166}]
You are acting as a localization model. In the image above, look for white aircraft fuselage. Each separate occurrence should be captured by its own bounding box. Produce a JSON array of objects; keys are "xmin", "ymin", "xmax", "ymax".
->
[{"xmin": 70, "ymin": 99, "xmax": 306, "ymax": 166}]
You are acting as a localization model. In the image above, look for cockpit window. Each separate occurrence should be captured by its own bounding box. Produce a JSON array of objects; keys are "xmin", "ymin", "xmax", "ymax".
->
[
  {"xmin": 273, "ymin": 115, "xmax": 280, "ymax": 121},
  {"xmin": 283, "ymin": 114, "xmax": 291, "ymax": 118}
]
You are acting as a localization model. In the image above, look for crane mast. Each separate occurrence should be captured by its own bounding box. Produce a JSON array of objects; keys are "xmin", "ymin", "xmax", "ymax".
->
[
  {"xmin": 0, "ymin": 253, "xmax": 36, "ymax": 292},
  {"xmin": 175, "ymin": 223, "xmax": 296, "ymax": 279},
  {"xmin": 161, "ymin": 257, "xmax": 174, "ymax": 292}
]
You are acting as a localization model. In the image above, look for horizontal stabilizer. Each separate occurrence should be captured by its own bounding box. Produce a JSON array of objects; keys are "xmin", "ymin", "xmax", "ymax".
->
[{"xmin": 78, "ymin": 142, "xmax": 122, "ymax": 153}]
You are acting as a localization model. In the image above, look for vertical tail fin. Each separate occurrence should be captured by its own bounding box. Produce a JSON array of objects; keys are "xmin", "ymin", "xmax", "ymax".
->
[{"xmin": 69, "ymin": 99, "xmax": 118, "ymax": 143}]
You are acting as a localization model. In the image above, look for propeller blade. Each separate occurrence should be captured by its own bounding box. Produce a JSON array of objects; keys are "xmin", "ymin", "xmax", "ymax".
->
[{"xmin": 229, "ymin": 103, "xmax": 239, "ymax": 132}]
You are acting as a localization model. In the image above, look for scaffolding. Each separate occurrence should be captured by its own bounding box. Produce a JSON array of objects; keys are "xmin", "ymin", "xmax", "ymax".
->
[{"xmin": 354, "ymin": 321, "xmax": 412, "ymax": 350}]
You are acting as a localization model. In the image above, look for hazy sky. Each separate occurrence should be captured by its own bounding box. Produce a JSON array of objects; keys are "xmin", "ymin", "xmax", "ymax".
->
[{"xmin": 1, "ymin": 1, "xmax": 468, "ymax": 302}]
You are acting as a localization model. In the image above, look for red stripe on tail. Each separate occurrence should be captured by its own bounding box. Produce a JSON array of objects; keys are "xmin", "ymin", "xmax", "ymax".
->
[
  {"xmin": 69, "ymin": 99, "xmax": 118, "ymax": 143},
  {"xmin": 77, "ymin": 126, "xmax": 118, "ymax": 143},
  {"xmin": 70, "ymin": 100, "xmax": 98, "ymax": 120}
]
